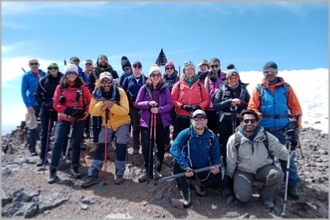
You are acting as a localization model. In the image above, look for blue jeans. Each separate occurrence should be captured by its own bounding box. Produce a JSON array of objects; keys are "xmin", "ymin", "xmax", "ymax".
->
[
  {"xmin": 268, "ymin": 129, "xmax": 300, "ymax": 187},
  {"xmin": 50, "ymin": 120, "xmax": 84, "ymax": 167},
  {"xmin": 27, "ymin": 106, "xmax": 40, "ymax": 154}
]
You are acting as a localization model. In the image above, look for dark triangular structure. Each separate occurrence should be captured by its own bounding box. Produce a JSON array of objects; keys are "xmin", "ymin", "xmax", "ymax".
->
[{"xmin": 155, "ymin": 48, "xmax": 167, "ymax": 66}]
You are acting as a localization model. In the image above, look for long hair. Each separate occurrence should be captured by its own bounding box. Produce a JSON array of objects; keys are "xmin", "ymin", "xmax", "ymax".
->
[{"xmin": 60, "ymin": 75, "xmax": 84, "ymax": 88}]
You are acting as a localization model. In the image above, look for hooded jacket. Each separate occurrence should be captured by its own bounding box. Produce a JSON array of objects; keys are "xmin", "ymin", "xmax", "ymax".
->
[
  {"xmin": 89, "ymin": 86, "xmax": 130, "ymax": 131},
  {"xmin": 226, "ymin": 125, "xmax": 289, "ymax": 178},
  {"xmin": 135, "ymin": 83, "xmax": 173, "ymax": 128},
  {"xmin": 248, "ymin": 77, "xmax": 302, "ymax": 129},
  {"xmin": 87, "ymin": 63, "xmax": 119, "ymax": 93},
  {"xmin": 171, "ymin": 77, "xmax": 209, "ymax": 117}
]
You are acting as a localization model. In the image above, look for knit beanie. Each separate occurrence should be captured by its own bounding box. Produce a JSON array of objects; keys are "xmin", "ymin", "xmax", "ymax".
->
[
  {"xmin": 227, "ymin": 64, "xmax": 235, "ymax": 70},
  {"xmin": 149, "ymin": 64, "xmax": 162, "ymax": 76},
  {"xmin": 64, "ymin": 63, "xmax": 78, "ymax": 74},
  {"xmin": 48, "ymin": 62, "xmax": 59, "ymax": 69},
  {"xmin": 165, "ymin": 59, "xmax": 175, "ymax": 69},
  {"xmin": 121, "ymin": 56, "xmax": 131, "ymax": 70},
  {"xmin": 70, "ymin": 56, "xmax": 80, "ymax": 62},
  {"xmin": 263, "ymin": 61, "xmax": 278, "ymax": 70},
  {"xmin": 226, "ymin": 68, "xmax": 240, "ymax": 79}
]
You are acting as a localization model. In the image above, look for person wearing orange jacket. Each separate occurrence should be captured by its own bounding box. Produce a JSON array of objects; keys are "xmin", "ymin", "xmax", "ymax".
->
[
  {"xmin": 248, "ymin": 61, "xmax": 303, "ymax": 200},
  {"xmin": 171, "ymin": 61, "xmax": 209, "ymax": 133},
  {"xmin": 48, "ymin": 63, "xmax": 91, "ymax": 184}
]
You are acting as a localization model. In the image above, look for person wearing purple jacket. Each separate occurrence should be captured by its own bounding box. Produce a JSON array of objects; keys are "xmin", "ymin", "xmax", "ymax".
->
[{"xmin": 135, "ymin": 64, "xmax": 173, "ymax": 183}]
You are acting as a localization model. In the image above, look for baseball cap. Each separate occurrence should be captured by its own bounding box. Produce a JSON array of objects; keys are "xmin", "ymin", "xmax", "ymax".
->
[{"xmin": 191, "ymin": 109, "xmax": 207, "ymax": 118}]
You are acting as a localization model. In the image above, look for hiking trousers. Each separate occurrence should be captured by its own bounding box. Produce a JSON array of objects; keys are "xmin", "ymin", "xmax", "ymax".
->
[{"xmin": 233, "ymin": 164, "xmax": 283, "ymax": 203}]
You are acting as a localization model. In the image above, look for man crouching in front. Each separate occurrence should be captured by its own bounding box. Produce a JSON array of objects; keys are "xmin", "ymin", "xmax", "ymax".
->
[{"xmin": 170, "ymin": 109, "xmax": 227, "ymax": 208}]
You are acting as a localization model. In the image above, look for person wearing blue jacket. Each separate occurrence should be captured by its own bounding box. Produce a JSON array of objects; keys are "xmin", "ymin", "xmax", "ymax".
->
[
  {"xmin": 170, "ymin": 109, "xmax": 227, "ymax": 208},
  {"xmin": 21, "ymin": 58, "xmax": 46, "ymax": 156}
]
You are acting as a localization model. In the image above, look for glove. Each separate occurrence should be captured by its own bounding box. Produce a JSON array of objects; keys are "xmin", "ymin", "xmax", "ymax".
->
[
  {"xmin": 43, "ymin": 102, "xmax": 53, "ymax": 110},
  {"xmin": 285, "ymin": 129, "xmax": 298, "ymax": 151},
  {"xmin": 192, "ymin": 105, "xmax": 201, "ymax": 111},
  {"xmin": 71, "ymin": 109, "xmax": 86, "ymax": 119},
  {"xmin": 64, "ymin": 107, "xmax": 76, "ymax": 116},
  {"xmin": 181, "ymin": 105, "xmax": 193, "ymax": 113}
]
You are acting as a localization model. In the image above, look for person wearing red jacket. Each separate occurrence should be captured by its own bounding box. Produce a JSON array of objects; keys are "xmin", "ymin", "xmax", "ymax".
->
[
  {"xmin": 48, "ymin": 63, "xmax": 91, "ymax": 184},
  {"xmin": 171, "ymin": 61, "xmax": 209, "ymax": 134}
]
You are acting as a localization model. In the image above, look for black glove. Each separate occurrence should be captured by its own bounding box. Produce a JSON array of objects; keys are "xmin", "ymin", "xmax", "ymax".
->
[
  {"xmin": 181, "ymin": 104, "xmax": 193, "ymax": 113},
  {"xmin": 64, "ymin": 107, "xmax": 76, "ymax": 116},
  {"xmin": 42, "ymin": 102, "xmax": 53, "ymax": 110},
  {"xmin": 71, "ymin": 109, "xmax": 86, "ymax": 119},
  {"xmin": 192, "ymin": 105, "xmax": 201, "ymax": 111},
  {"xmin": 285, "ymin": 129, "xmax": 298, "ymax": 151}
]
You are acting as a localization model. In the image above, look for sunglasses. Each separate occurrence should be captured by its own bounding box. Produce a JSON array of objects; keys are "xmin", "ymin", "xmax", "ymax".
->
[
  {"xmin": 165, "ymin": 67, "xmax": 174, "ymax": 70},
  {"xmin": 263, "ymin": 70, "xmax": 277, "ymax": 74},
  {"xmin": 133, "ymin": 65, "xmax": 142, "ymax": 69},
  {"xmin": 66, "ymin": 71, "xmax": 77, "ymax": 75},
  {"xmin": 123, "ymin": 67, "xmax": 130, "ymax": 71},
  {"xmin": 229, "ymin": 76, "xmax": 239, "ymax": 80},
  {"xmin": 48, "ymin": 67, "xmax": 58, "ymax": 70},
  {"xmin": 210, "ymin": 65, "xmax": 219, "ymax": 68},
  {"xmin": 243, "ymin": 119, "xmax": 257, "ymax": 124},
  {"xmin": 30, "ymin": 63, "xmax": 39, "ymax": 65},
  {"xmin": 193, "ymin": 117, "xmax": 206, "ymax": 121},
  {"xmin": 101, "ymin": 80, "xmax": 112, "ymax": 84},
  {"xmin": 150, "ymin": 73, "xmax": 161, "ymax": 77},
  {"xmin": 85, "ymin": 63, "xmax": 92, "ymax": 65}
]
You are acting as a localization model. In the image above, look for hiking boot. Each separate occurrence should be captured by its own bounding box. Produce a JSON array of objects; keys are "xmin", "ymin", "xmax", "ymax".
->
[
  {"xmin": 48, "ymin": 166, "xmax": 57, "ymax": 184},
  {"xmin": 89, "ymin": 142, "xmax": 98, "ymax": 154},
  {"xmin": 36, "ymin": 158, "xmax": 48, "ymax": 167},
  {"xmin": 261, "ymin": 198, "xmax": 275, "ymax": 209},
  {"xmin": 133, "ymin": 148, "xmax": 139, "ymax": 155},
  {"xmin": 154, "ymin": 171, "xmax": 162, "ymax": 180},
  {"xmin": 70, "ymin": 164, "xmax": 81, "ymax": 179},
  {"xmin": 288, "ymin": 186, "xmax": 300, "ymax": 200},
  {"xmin": 115, "ymin": 175, "xmax": 124, "ymax": 185},
  {"xmin": 190, "ymin": 179, "xmax": 207, "ymax": 197},
  {"xmin": 84, "ymin": 131, "xmax": 90, "ymax": 139},
  {"xmin": 138, "ymin": 171, "xmax": 153, "ymax": 183},
  {"xmin": 81, "ymin": 142, "xmax": 87, "ymax": 151},
  {"xmin": 81, "ymin": 176, "xmax": 99, "ymax": 188},
  {"xmin": 31, "ymin": 151, "xmax": 38, "ymax": 157},
  {"xmin": 180, "ymin": 188, "xmax": 192, "ymax": 208}
]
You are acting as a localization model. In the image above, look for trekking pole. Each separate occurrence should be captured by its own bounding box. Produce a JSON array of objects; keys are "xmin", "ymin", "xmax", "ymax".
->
[
  {"xmin": 43, "ymin": 111, "xmax": 53, "ymax": 173},
  {"xmin": 64, "ymin": 119, "xmax": 75, "ymax": 163},
  {"xmin": 102, "ymin": 108, "xmax": 109, "ymax": 185},
  {"xmin": 230, "ymin": 105, "xmax": 238, "ymax": 134},
  {"xmin": 153, "ymin": 113, "xmax": 160, "ymax": 186},
  {"xmin": 281, "ymin": 113, "xmax": 301, "ymax": 217},
  {"xmin": 21, "ymin": 67, "xmax": 26, "ymax": 73},
  {"xmin": 147, "ymin": 112, "xmax": 153, "ymax": 184}
]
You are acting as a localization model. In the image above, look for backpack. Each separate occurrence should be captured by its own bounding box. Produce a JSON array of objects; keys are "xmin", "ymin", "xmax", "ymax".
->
[
  {"xmin": 178, "ymin": 80, "xmax": 202, "ymax": 94},
  {"xmin": 183, "ymin": 127, "xmax": 214, "ymax": 150},
  {"xmin": 234, "ymin": 130, "xmax": 269, "ymax": 152},
  {"xmin": 256, "ymin": 82, "xmax": 290, "ymax": 106}
]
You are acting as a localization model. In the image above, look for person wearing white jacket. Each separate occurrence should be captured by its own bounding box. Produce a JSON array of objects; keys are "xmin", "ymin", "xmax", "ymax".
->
[{"xmin": 226, "ymin": 109, "xmax": 292, "ymax": 209}]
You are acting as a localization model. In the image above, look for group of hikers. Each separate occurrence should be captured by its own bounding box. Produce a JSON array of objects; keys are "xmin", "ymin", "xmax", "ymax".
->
[{"xmin": 21, "ymin": 55, "xmax": 302, "ymax": 209}]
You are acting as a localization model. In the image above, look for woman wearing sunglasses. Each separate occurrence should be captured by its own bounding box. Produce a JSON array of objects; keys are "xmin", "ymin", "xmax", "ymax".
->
[
  {"xmin": 212, "ymin": 68, "xmax": 250, "ymax": 167},
  {"xmin": 48, "ymin": 63, "xmax": 91, "ymax": 184},
  {"xmin": 135, "ymin": 64, "xmax": 173, "ymax": 182},
  {"xmin": 34, "ymin": 63, "xmax": 63, "ymax": 167}
]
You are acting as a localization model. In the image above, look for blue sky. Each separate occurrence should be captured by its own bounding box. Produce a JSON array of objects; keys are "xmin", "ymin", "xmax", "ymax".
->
[{"xmin": 1, "ymin": 2, "xmax": 328, "ymax": 134}]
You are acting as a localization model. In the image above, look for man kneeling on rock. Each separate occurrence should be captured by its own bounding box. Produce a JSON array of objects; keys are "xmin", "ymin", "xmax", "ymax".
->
[
  {"xmin": 81, "ymin": 72, "xmax": 131, "ymax": 187},
  {"xmin": 226, "ymin": 109, "xmax": 296, "ymax": 208},
  {"xmin": 170, "ymin": 109, "xmax": 228, "ymax": 208}
]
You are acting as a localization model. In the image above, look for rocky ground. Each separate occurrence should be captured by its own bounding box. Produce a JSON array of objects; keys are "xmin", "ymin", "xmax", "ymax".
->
[{"xmin": 1, "ymin": 123, "xmax": 329, "ymax": 219}]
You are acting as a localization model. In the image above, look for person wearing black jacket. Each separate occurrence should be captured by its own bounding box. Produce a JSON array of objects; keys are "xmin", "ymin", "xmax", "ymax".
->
[
  {"xmin": 87, "ymin": 54, "xmax": 119, "ymax": 154},
  {"xmin": 34, "ymin": 63, "xmax": 63, "ymax": 167}
]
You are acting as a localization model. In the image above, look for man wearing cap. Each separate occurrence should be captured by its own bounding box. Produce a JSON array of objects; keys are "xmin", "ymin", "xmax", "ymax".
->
[
  {"xmin": 70, "ymin": 57, "xmax": 88, "ymax": 83},
  {"xmin": 248, "ymin": 61, "xmax": 303, "ymax": 200},
  {"xmin": 81, "ymin": 72, "xmax": 131, "ymax": 187},
  {"xmin": 197, "ymin": 59, "xmax": 210, "ymax": 84},
  {"xmin": 170, "ymin": 109, "xmax": 227, "ymax": 208},
  {"xmin": 87, "ymin": 54, "xmax": 119, "ymax": 154},
  {"xmin": 21, "ymin": 58, "xmax": 46, "ymax": 156}
]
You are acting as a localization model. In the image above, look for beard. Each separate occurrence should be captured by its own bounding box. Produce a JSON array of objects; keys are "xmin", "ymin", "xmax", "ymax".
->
[{"xmin": 99, "ymin": 61, "xmax": 108, "ymax": 68}]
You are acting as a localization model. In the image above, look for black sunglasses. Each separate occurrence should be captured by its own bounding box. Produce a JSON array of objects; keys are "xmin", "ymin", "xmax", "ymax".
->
[
  {"xmin": 210, "ymin": 65, "xmax": 219, "ymax": 68},
  {"xmin": 133, "ymin": 65, "xmax": 142, "ymax": 68},
  {"xmin": 85, "ymin": 63, "xmax": 92, "ymax": 65},
  {"xmin": 193, "ymin": 117, "xmax": 206, "ymax": 121},
  {"xmin": 123, "ymin": 67, "xmax": 130, "ymax": 71},
  {"xmin": 30, "ymin": 62, "xmax": 38, "ymax": 65},
  {"xmin": 243, "ymin": 119, "xmax": 257, "ymax": 124},
  {"xmin": 48, "ymin": 67, "xmax": 58, "ymax": 70},
  {"xmin": 101, "ymin": 80, "xmax": 112, "ymax": 84}
]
